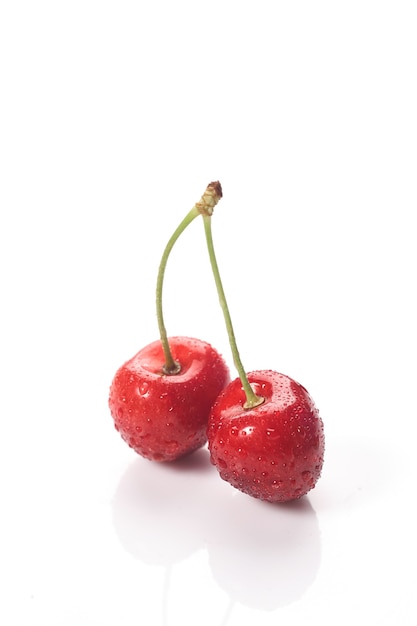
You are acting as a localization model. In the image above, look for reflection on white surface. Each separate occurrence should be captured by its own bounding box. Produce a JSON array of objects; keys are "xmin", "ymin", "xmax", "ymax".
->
[
  {"xmin": 112, "ymin": 447, "xmax": 321, "ymax": 615},
  {"xmin": 112, "ymin": 449, "xmax": 211, "ymax": 567},
  {"xmin": 206, "ymin": 489, "xmax": 320, "ymax": 611}
]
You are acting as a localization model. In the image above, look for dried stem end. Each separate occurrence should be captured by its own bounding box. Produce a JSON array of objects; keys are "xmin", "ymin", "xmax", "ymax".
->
[{"xmin": 195, "ymin": 181, "xmax": 223, "ymax": 216}]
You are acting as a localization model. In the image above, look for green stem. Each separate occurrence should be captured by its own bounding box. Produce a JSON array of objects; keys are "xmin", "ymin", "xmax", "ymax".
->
[
  {"xmin": 202, "ymin": 214, "xmax": 264, "ymax": 409},
  {"xmin": 156, "ymin": 207, "xmax": 199, "ymax": 374},
  {"xmin": 156, "ymin": 182, "xmax": 224, "ymax": 374}
]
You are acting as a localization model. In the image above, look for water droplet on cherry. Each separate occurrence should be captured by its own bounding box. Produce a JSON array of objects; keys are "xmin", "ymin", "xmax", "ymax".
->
[
  {"xmin": 302, "ymin": 470, "xmax": 312, "ymax": 483},
  {"xmin": 164, "ymin": 441, "xmax": 179, "ymax": 454},
  {"xmin": 139, "ymin": 382, "xmax": 149, "ymax": 396},
  {"xmin": 241, "ymin": 426, "xmax": 254, "ymax": 436}
]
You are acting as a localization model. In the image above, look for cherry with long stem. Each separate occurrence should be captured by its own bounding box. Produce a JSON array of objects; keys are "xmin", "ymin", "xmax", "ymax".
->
[
  {"xmin": 108, "ymin": 182, "xmax": 230, "ymax": 462},
  {"xmin": 203, "ymin": 185, "xmax": 325, "ymax": 503}
]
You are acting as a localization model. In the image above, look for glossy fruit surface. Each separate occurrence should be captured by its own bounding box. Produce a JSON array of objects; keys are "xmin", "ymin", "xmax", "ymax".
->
[
  {"xmin": 109, "ymin": 336, "xmax": 230, "ymax": 461},
  {"xmin": 207, "ymin": 370, "xmax": 324, "ymax": 502}
]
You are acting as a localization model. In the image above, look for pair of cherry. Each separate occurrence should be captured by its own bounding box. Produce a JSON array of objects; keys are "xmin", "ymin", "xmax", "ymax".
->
[{"xmin": 109, "ymin": 183, "xmax": 324, "ymax": 503}]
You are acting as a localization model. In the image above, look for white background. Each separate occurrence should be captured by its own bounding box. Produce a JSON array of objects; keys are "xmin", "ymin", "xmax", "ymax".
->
[{"xmin": 1, "ymin": 1, "xmax": 416, "ymax": 624}]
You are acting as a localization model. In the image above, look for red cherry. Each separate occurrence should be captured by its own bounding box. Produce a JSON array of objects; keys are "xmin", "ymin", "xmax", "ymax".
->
[
  {"xmin": 207, "ymin": 370, "xmax": 324, "ymax": 503},
  {"xmin": 109, "ymin": 336, "xmax": 230, "ymax": 462}
]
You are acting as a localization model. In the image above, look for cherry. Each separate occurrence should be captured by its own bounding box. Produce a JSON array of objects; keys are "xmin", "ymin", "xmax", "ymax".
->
[
  {"xmin": 109, "ymin": 183, "xmax": 230, "ymax": 461},
  {"xmin": 208, "ymin": 371, "xmax": 324, "ymax": 502},
  {"xmin": 109, "ymin": 336, "xmax": 229, "ymax": 461},
  {"xmin": 201, "ymin": 196, "xmax": 325, "ymax": 502}
]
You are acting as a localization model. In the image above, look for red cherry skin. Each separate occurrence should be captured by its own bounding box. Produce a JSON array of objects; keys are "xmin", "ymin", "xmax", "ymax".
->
[
  {"xmin": 109, "ymin": 336, "xmax": 230, "ymax": 462},
  {"xmin": 207, "ymin": 370, "xmax": 324, "ymax": 502}
]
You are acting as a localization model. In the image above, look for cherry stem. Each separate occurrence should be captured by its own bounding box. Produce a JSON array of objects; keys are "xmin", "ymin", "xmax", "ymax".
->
[
  {"xmin": 202, "ymin": 213, "xmax": 264, "ymax": 409},
  {"xmin": 156, "ymin": 182, "xmax": 223, "ymax": 374}
]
